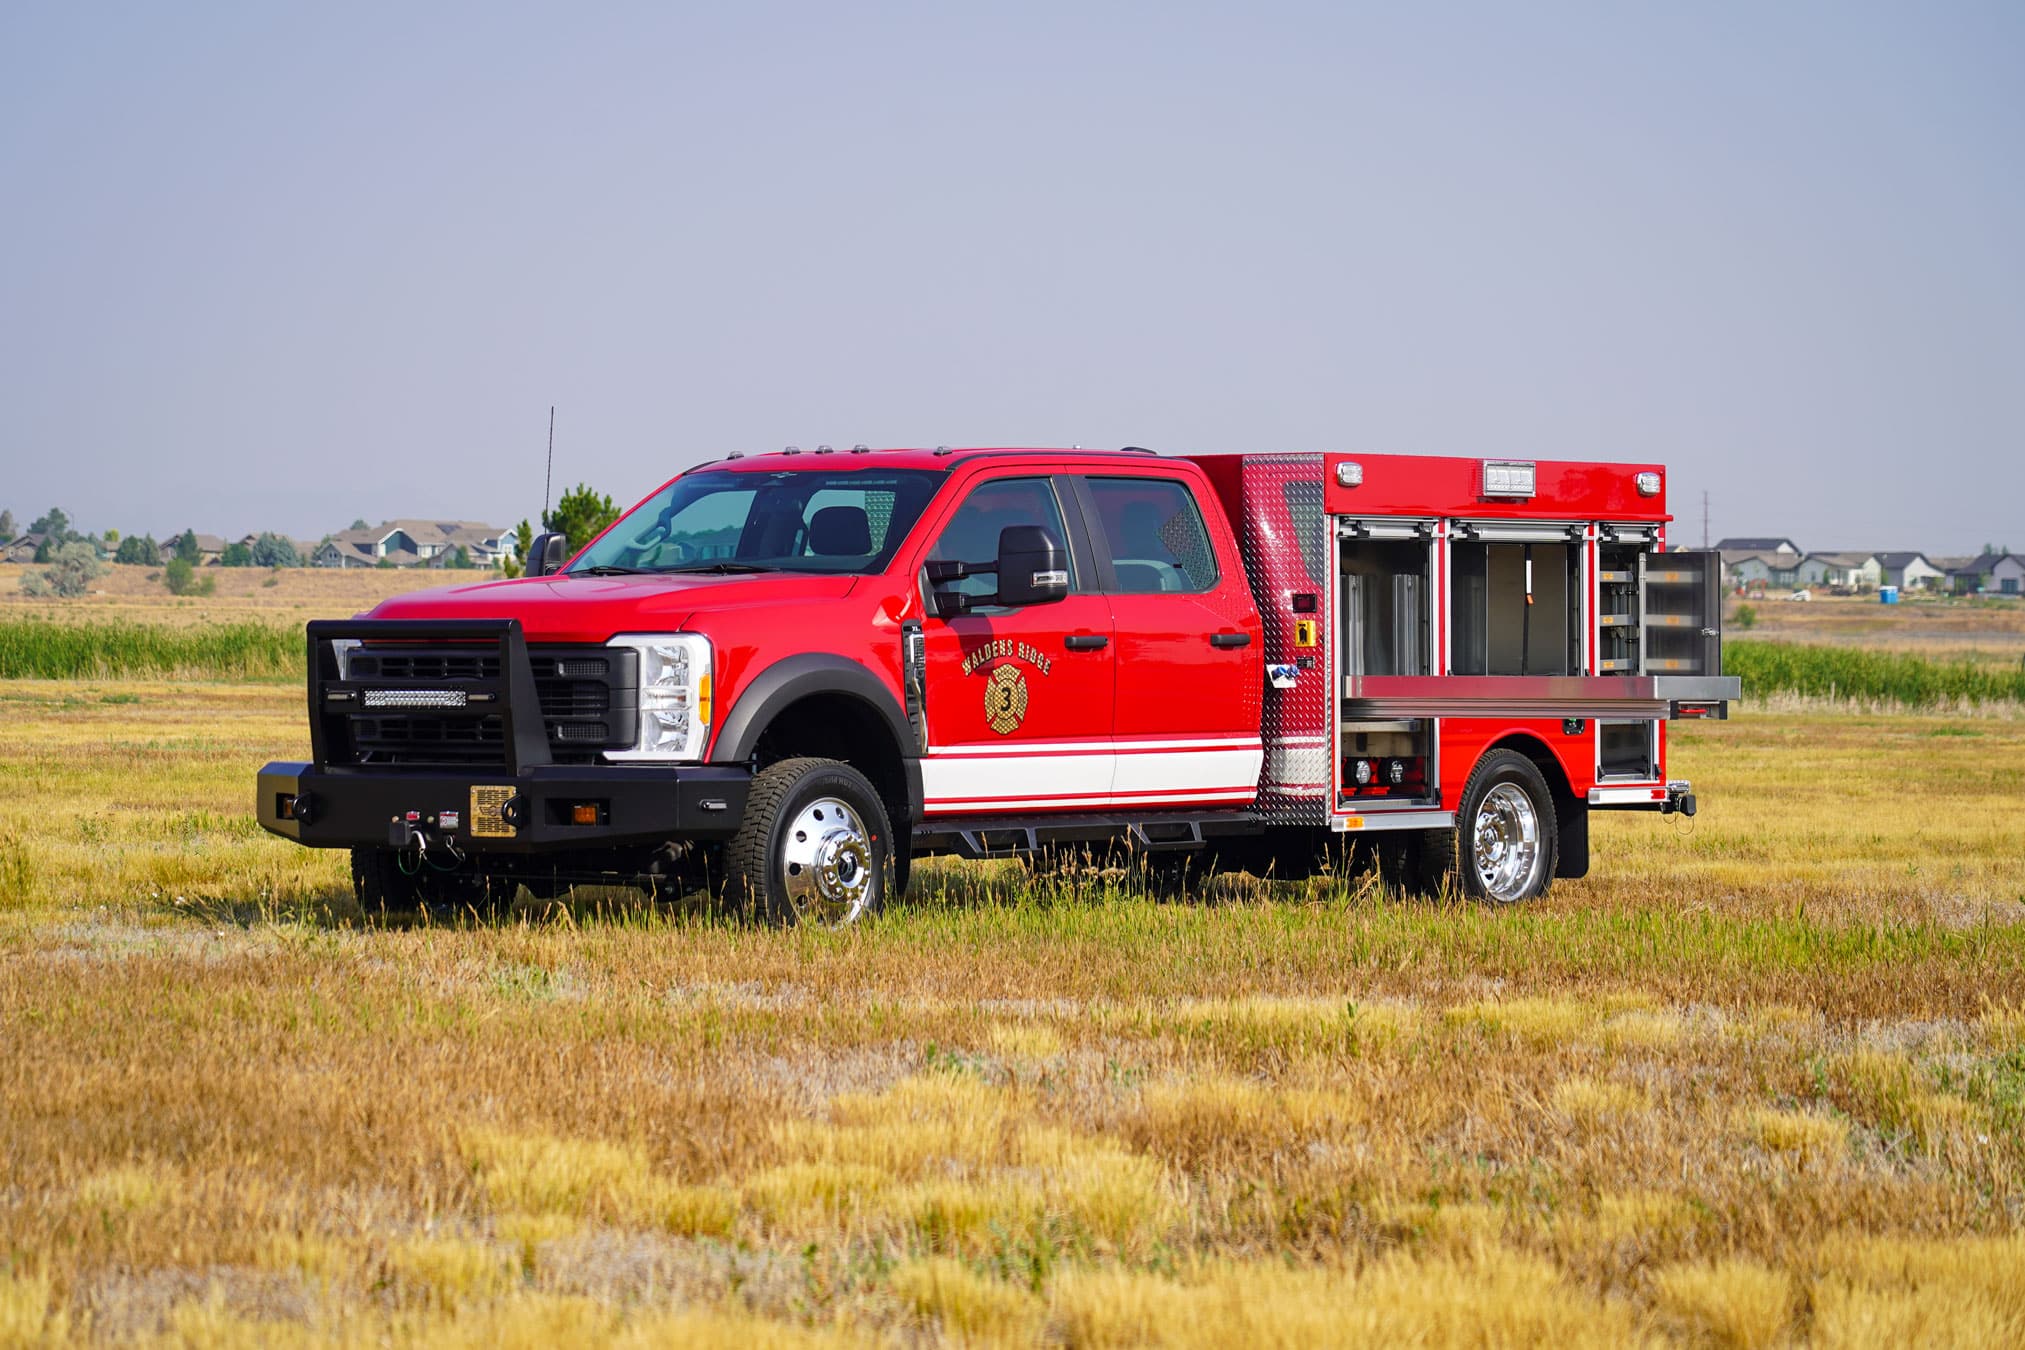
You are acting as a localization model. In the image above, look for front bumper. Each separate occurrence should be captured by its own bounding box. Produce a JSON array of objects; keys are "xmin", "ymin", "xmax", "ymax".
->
[{"xmin": 256, "ymin": 761, "xmax": 751, "ymax": 851}]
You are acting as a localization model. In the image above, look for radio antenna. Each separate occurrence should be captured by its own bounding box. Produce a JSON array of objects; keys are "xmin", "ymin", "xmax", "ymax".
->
[{"xmin": 542, "ymin": 406, "xmax": 556, "ymax": 530}]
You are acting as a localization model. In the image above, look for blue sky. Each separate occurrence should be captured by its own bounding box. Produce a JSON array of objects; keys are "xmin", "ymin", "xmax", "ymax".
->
[{"xmin": 2, "ymin": 2, "xmax": 2020, "ymax": 551}]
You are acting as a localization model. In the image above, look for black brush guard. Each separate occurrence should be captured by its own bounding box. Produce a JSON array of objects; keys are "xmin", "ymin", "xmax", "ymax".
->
[{"xmin": 256, "ymin": 619, "xmax": 748, "ymax": 851}]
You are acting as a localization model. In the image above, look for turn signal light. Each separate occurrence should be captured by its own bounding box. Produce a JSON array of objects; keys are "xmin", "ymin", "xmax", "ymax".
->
[{"xmin": 571, "ymin": 803, "xmax": 599, "ymax": 826}]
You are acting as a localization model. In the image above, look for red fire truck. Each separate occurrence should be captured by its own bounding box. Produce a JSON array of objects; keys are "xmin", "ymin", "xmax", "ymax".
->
[{"xmin": 257, "ymin": 447, "xmax": 1736, "ymax": 919}]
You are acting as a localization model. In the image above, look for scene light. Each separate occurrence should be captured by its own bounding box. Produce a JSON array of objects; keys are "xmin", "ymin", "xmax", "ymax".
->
[{"xmin": 1481, "ymin": 460, "xmax": 1536, "ymax": 499}]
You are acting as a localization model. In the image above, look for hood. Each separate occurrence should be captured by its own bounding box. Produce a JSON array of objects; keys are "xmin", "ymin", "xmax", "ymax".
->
[{"xmin": 365, "ymin": 571, "xmax": 861, "ymax": 642}]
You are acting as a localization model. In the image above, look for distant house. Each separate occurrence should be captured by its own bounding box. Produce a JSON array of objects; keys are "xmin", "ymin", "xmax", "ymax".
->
[
  {"xmin": 313, "ymin": 520, "xmax": 510, "ymax": 570},
  {"xmin": 162, "ymin": 533, "xmax": 228, "ymax": 566},
  {"xmin": 1935, "ymin": 558, "xmax": 1984, "ymax": 595},
  {"xmin": 1722, "ymin": 550, "xmax": 1799, "ymax": 589},
  {"xmin": 1875, "ymin": 552, "xmax": 1944, "ymax": 590},
  {"xmin": 1714, "ymin": 538, "xmax": 1801, "ymax": 561},
  {"xmin": 1797, "ymin": 552, "xmax": 1881, "ymax": 591},
  {"xmin": 1940, "ymin": 551, "xmax": 2020, "ymax": 596},
  {"xmin": 2, "ymin": 533, "xmax": 46, "ymax": 564}
]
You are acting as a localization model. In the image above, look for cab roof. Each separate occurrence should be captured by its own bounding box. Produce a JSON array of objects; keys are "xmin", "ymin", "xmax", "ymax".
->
[{"xmin": 697, "ymin": 446, "xmax": 1165, "ymax": 473}]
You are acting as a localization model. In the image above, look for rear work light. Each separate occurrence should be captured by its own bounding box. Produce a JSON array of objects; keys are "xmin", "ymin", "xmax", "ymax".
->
[
  {"xmin": 1635, "ymin": 471, "xmax": 1662, "ymax": 497},
  {"xmin": 1481, "ymin": 460, "xmax": 1536, "ymax": 499},
  {"xmin": 1335, "ymin": 461, "xmax": 1363, "ymax": 487}
]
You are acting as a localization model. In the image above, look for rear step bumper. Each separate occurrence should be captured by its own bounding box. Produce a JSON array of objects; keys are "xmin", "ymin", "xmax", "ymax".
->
[{"xmin": 256, "ymin": 760, "xmax": 751, "ymax": 852}]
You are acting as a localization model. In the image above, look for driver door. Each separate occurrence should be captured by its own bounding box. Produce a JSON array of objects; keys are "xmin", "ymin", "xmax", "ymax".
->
[{"xmin": 917, "ymin": 474, "xmax": 1116, "ymax": 815}]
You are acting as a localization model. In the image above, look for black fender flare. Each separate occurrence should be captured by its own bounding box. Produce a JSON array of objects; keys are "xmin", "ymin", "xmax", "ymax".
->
[{"xmin": 709, "ymin": 652, "xmax": 921, "ymax": 820}]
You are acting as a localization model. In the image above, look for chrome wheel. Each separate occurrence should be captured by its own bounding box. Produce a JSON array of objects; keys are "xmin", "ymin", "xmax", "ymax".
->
[
  {"xmin": 1472, "ymin": 782, "xmax": 1542, "ymax": 903},
  {"xmin": 780, "ymin": 796, "xmax": 875, "ymax": 926}
]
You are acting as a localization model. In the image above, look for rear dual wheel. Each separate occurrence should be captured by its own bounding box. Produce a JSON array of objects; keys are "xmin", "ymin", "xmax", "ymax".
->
[{"xmin": 1415, "ymin": 749, "xmax": 1558, "ymax": 904}]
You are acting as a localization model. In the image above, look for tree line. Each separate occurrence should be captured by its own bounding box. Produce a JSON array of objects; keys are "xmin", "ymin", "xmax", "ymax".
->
[{"xmin": 5, "ymin": 483, "xmax": 625, "ymax": 596}]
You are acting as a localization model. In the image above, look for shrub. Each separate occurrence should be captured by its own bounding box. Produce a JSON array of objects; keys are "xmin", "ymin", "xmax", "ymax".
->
[
  {"xmin": 19, "ymin": 541, "xmax": 105, "ymax": 598},
  {"xmin": 250, "ymin": 533, "xmax": 300, "ymax": 568},
  {"xmin": 1734, "ymin": 603, "xmax": 1757, "ymax": 630},
  {"xmin": 163, "ymin": 557, "xmax": 215, "ymax": 597},
  {"xmin": 115, "ymin": 534, "xmax": 161, "ymax": 566}
]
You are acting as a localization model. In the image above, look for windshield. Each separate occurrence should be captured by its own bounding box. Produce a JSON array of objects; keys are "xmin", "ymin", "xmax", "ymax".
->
[{"xmin": 566, "ymin": 467, "xmax": 947, "ymax": 576}]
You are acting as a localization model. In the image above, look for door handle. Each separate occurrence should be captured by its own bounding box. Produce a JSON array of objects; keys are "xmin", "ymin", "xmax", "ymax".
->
[
  {"xmin": 1210, "ymin": 632, "xmax": 1251, "ymax": 649},
  {"xmin": 1064, "ymin": 634, "xmax": 1109, "ymax": 651}
]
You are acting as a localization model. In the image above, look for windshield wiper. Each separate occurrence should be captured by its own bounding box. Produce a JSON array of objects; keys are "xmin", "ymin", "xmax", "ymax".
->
[
  {"xmin": 663, "ymin": 561, "xmax": 775, "ymax": 574},
  {"xmin": 572, "ymin": 564, "xmax": 642, "ymax": 576}
]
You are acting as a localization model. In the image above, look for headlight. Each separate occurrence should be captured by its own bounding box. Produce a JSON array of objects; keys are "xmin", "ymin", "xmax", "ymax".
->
[
  {"xmin": 603, "ymin": 634, "xmax": 712, "ymax": 762},
  {"xmin": 330, "ymin": 638, "xmax": 360, "ymax": 679}
]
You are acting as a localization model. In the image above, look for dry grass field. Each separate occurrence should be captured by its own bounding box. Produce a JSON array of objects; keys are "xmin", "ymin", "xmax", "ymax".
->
[
  {"xmin": 0, "ymin": 562, "xmax": 453, "ymax": 629},
  {"xmin": 2, "ymin": 576, "xmax": 2024, "ymax": 1345},
  {"xmin": 1730, "ymin": 590, "xmax": 2025, "ymax": 664}
]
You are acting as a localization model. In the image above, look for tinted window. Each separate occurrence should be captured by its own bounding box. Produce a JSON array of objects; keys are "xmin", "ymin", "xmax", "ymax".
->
[
  {"xmin": 1085, "ymin": 477, "xmax": 1218, "ymax": 594},
  {"xmin": 569, "ymin": 468, "xmax": 943, "ymax": 575},
  {"xmin": 927, "ymin": 477, "xmax": 1073, "ymax": 601}
]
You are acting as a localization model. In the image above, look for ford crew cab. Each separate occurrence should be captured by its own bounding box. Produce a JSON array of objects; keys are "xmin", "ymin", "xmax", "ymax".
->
[{"xmin": 257, "ymin": 447, "xmax": 1737, "ymax": 920}]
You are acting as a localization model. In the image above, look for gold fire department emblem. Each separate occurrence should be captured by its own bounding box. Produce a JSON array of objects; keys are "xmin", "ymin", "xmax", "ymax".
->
[{"xmin": 982, "ymin": 664, "xmax": 1029, "ymax": 734}]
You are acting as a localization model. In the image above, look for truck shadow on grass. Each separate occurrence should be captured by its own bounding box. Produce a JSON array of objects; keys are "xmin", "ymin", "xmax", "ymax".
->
[{"xmin": 167, "ymin": 847, "xmax": 1430, "ymax": 932}]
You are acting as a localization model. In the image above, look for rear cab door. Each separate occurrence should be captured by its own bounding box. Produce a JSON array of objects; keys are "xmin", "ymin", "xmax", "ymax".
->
[{"xmin": 1070, "ymin": 469, "xmax": 1263, "ymax": 809}]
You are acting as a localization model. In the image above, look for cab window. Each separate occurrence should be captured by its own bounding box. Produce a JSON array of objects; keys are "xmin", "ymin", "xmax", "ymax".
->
[
  {"xmin": 926, "ymin": 477, "xmax": 1074, "ymax": 601},
  {"xmin": 1085, "ymin": 477, "xmax": 1218, "ymax": 594}
]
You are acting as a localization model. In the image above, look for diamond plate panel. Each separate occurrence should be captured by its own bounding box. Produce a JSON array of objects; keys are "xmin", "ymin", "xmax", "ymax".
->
[{"xmin": 1240, "ymin": 453, "xmax": 1331, "ymax": 823}]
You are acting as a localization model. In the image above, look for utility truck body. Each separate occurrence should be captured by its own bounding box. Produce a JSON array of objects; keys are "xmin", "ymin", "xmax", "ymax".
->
[{"xmin": 258, "ymin": 446, "xmax": 1735, "ymax": 919}]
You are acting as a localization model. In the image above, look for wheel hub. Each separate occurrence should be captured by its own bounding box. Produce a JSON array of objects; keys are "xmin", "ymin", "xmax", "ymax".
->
[
  {"xmin": 1472, "ymin": 782, "xmax": 1541, "ymax": 903},
  {"xmin": 780, "ymin": 796, "xmax": 874, "ymax": 925}
]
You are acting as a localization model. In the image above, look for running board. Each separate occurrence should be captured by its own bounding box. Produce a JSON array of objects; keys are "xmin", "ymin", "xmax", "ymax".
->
[{"xmin": 912, "ymin": 809, "xmax": 1266, "ymax": 860}]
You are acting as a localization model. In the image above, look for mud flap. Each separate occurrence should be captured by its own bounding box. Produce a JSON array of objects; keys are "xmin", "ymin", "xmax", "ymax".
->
[{"xmin": 1555, "ymin": 802, "xmax": 1589, "ymax": 879}]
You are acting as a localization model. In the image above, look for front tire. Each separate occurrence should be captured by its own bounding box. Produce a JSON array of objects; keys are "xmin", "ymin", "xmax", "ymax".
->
[
  {"xmin": 1421, "ymin": 749, "xmax": 1559, "ymax": 904},
  {"xmin": 720, "ymin": 758, "xmax": 893, "ymax": 926}
]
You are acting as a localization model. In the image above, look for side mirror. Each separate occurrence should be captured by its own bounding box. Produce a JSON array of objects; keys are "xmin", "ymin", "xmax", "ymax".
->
[
  {"xmin": 529, "ymin": 532, "xmax": 568, "ymax": 577},
  {"xmin": 993, "ymin": 525, "xmax": 1069, "ymax": 607}
]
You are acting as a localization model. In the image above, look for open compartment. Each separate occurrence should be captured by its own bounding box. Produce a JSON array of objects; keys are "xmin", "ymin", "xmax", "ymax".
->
[
  {"xmin": 1336, "ymin": 523, "xmax": 1436, "ymax": 805},
  {"xmin": 1643, "ymin": 549, "xmax": 1723, "ymax": 675},
  {"xmin": 1450, "ymin": 531, "xmax": 1584, "ymax": 676}
]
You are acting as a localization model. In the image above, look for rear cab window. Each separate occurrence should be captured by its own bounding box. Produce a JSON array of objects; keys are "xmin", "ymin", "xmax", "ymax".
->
[{"xmin": 1082, "ymin": 476, "xmax": 1219, "ymax": 594}]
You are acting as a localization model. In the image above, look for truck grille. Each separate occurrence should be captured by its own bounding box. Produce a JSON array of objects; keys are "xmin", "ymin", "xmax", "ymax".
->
[{"xmin": 344, "ymin": 645, "xmax": 637, "ymax": 766}]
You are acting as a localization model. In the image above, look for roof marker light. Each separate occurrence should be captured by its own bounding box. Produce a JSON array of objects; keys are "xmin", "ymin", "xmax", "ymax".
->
[
  {"xmin": 1482, "ymin": 460, "xmax": 1536, "ymax": 499},
  {"xmin": 1635, "ymin": 471, "xmax": 1661, "ymax": 497},
  {"xmin": 1335, "ymin": 461, "xmax": 1363, "ymax": 487}
]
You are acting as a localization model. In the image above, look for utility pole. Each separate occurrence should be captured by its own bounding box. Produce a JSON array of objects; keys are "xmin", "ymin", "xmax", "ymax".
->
[{"xmin": 1702, "ymin": 491, "xmax": 1710, "ymax": 550}]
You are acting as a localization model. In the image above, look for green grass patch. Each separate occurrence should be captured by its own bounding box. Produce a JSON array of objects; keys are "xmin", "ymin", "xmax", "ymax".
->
[
  {"xmin": 0, "ymin": 618, "xmax": 302, "ymax": 681},
  {"xmin": 1726, "ymin": 639, "xmax": 2025, "ymax": 708}
]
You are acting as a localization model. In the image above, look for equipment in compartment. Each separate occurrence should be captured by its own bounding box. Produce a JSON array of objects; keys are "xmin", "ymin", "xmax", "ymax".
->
[
  {"xmin": 1643, "ymin": 551, "xmax": 1723, "ymax": 674},
  {"xmin": 1596, "ymin": 538, "xmax": 1723, "ymax": 676},
  {"xmin": 1451, "ymin": 540, "xmax": 1581, "ymax": 676},
  {"xmin": 1338, "ymin": 530, "xmax": 1434, "ymax": 804}
]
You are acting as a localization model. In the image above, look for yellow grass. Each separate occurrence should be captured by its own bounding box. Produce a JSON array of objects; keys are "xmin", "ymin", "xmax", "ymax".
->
[
  {"xmin": 1, "ymin": 624, "xmax": 2024, "ymax": 1340},
  {"xmin": 1651, "ymin": 1257, "xmax": 1794, "ymax": 1348},
  {"xmin": 0, "ymin": 560, "xmax": 458, "ymax": 629}
]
